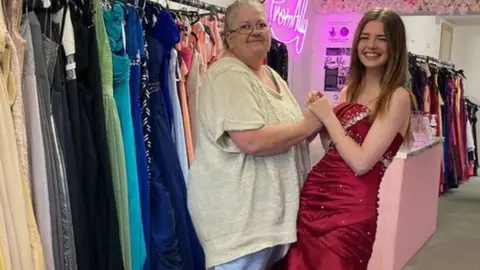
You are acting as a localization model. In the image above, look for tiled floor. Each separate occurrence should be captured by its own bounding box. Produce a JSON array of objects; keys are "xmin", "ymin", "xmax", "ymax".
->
[{"xmin": 403, "ymin": 177, "xmax": 480, "ymax": 270}]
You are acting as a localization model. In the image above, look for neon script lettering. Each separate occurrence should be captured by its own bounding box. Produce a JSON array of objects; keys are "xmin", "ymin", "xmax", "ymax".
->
[{"xmin": 269, "ymin": 0, "xmax": 309, "ymax": 54}]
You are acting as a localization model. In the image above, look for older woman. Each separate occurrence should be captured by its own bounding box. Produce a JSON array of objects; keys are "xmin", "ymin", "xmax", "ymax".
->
[{"xmin": 187, "ymin": 0, "xmax": 321, "ymax": 269}]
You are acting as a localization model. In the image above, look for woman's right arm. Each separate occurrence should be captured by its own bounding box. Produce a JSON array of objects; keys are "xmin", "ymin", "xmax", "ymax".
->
[
  {"xmin": 229, "ymin": 111, "xmax": 321, "ymax": 157},
  {"xmin": 209, "ymin": 69, "xmax": 321, "ymax": 157}
]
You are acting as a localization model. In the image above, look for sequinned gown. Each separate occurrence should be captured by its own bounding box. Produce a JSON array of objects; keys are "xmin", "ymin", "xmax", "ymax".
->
[{"xmin": 275, "ymin": 103, "xmax": 404, "ymax": 270}]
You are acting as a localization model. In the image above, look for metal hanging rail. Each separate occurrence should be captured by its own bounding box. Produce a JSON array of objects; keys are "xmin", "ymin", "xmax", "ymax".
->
[
  {"xmin": 167, "ymin": 0, "xmax": 226, "ymax": 13},
  {"xmin": 408, "ymin": 52, "xmax": 455, "ymax": 70}
]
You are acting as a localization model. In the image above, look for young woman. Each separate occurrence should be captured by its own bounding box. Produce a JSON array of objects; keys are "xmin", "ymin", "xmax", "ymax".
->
[{"xmin": 275, "ymin": 8, "xmax": 416, "ymax": 270}]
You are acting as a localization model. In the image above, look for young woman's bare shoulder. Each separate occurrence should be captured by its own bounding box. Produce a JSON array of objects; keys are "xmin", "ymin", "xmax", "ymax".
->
[
  {"xmin": 340, "ymin": 87, "xmax": 348, "ymax": 101},
  {"xmin": 391, "ymin": 87, "xmax": 411, "ymax": 108}
]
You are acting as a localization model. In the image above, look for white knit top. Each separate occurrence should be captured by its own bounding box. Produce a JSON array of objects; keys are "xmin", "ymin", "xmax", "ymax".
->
[{"xmin": 187, "ymin": 57, "xmax": 311, "ymax": 268}]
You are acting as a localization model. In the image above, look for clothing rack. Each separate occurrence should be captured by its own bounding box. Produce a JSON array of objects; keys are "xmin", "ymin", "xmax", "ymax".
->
[
  {"xmin": 465, "ymin": 96, "xmax": 480, "ymax": 107},
  {"xmin": 408, "ymin": 52, "xmax": 455, "ymax": 70},
  {"xmin": 166, "ymin": 0, "xmax": 226, "ymax": 13}
]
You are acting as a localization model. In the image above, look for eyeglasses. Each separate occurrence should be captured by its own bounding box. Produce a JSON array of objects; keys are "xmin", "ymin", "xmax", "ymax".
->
[{"xmin": 229, "ymin": 22, "xmax": 271, "ymax": 35}]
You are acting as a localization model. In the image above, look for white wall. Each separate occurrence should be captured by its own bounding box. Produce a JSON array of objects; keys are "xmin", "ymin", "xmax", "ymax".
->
[
  {"xmin": 450, "ymin": 24, "xmax": 480, "ymax": 164},
  {"xmin": 401, "ymin": 16, "xmax": 442, "ymax": 58},
  {"xmin": 287, "ymin": 8, "xmax": 328, "ymax": 102},
  {"xmin": 451, "ymin": 25, "xmax": 480, "ymax": 101}
]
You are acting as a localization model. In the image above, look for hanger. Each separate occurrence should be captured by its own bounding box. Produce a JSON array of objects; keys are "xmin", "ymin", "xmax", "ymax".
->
[
  {"xmin": 101, "ymin": 0, "xmax": 114, "ymax": 10},
  {"xmin": 199, "ymin": 5, "xmax": 216, "ymax": 21},
  {"xmin": 167, "ymin": 0, "xmax": 200, "ymax": 23},
  {"xmin": 127, "ymin": 0, "xmax": 146, "ymax": 16},
  {"xmin": 116, "ymin": 0, "xmax": 130, "ymax": 17},
  {"xmin": 456, "ymin": 69, "xmax": 466, "ymax": 79},
  {"xmin": 465, "ymin": 97, "xmax": 480, "ymax": 107},
  {"xmin": 127, "ymin": 0, "xmax": 141, "ymax": 6},
  {"xmin": 146, "ymin": 0, "xmax": 166, "ymax": 10},
  {"xmin": 191, "ymin": 3, "xmax": 201, "ymax": 25},
  {"xmin": 68, "ymin": 0, "xmax": 81, "ymax": 13},
  {"xmin": 171, "ymin": 10, "xmax": 199, "ymax": 24}
]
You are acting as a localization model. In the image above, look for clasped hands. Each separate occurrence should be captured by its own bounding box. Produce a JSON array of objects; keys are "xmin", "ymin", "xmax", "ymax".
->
[{"xmin": 303, "ymin": 91, "xmax": 335, "ymax": 132}]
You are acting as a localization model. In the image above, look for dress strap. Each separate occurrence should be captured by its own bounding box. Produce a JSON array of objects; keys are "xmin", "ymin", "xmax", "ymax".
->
[{"xmin": 1, "ymin": 45, "xmax": 15, "ymax": 107}]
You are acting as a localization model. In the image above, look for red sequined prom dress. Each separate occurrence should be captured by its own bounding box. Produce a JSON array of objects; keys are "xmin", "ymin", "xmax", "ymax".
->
[{"xmin": 274, "ymin": 103, "xmax": 404, "ymax": 270}]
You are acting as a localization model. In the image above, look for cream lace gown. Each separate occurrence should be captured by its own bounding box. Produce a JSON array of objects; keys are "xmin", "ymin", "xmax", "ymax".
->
[{"xmin": 0, "ymin": 1, "xmax": 46, "ymax": 270}]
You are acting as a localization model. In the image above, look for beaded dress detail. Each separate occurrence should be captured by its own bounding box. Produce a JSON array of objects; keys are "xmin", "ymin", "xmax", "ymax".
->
[{"xmin": 275, "ymin": 102, "xmax": 404, "ymax": 270}]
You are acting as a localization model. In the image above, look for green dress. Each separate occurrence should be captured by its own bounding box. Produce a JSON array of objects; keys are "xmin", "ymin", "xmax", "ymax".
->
[
  {"xmin": 93, "ymin": 0, "xmax": 132, "ymax": 269},
  {"xmin": 104, "ymin": 4, "xmax": 146, "ymax": 270}
]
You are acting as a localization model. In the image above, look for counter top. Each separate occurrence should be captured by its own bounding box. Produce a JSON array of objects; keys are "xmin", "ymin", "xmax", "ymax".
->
[{"xmin": 395, "ymin": 138, "xmax": 443, "ymax": 159}]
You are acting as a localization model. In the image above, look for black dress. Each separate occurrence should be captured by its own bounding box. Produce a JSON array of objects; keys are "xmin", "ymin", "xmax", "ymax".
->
[
  {"xmin": 267, "ymin": 38, "xmax": 289, "ymax": 82},
  {"xmin": 68, "ymin": 1, "xmax": 125, "ymax": 269}
]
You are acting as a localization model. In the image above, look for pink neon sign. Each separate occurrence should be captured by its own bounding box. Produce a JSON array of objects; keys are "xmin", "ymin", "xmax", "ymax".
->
[{"xmin": 268, "ymin": 0, "xmax": 309, "ymax": 54}]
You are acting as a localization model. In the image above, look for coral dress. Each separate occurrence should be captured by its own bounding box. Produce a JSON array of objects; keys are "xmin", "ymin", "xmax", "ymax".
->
[{"xmin": 275, "ymin": 103, "xmax": 404, "ymax": 270}]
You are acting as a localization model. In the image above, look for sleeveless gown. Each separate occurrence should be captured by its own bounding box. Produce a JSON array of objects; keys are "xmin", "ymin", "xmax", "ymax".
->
[{"xmin": 275, "ymin": 103, "xmax": 404, "ymax": 270}]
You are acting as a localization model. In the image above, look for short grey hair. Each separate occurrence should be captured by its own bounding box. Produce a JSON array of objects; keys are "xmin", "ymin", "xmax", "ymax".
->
[{"xmin": 221, "ymin": 0, "xmax": 265, "ymax": 49}]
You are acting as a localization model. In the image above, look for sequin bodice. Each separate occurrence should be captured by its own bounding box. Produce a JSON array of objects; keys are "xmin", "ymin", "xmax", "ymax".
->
[{"xmin": 324, "ymin": 103, "xmax": 403, "ymax": 176}]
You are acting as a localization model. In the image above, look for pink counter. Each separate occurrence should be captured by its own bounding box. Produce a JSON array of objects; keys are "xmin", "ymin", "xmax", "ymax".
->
[{"xmin": 368, "ymin": 139, "xmax": 443, "ymax": 270}]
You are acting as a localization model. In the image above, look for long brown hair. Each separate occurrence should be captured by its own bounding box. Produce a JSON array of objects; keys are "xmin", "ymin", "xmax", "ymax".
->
[{"xmin": 346, "ymin": 8, "xmax": 416, "ymax": 140}]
